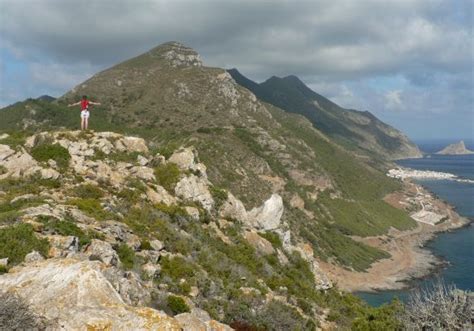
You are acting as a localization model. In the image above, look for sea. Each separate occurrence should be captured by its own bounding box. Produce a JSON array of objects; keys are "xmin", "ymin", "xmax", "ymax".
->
[{"xmin": 357, "ymin": 140, "xmax": 474, "ymax": 307}]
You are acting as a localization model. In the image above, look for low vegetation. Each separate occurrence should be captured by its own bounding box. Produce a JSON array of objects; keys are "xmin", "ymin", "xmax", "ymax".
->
[
  {"xmin": 0, "ymin": 292, "xmax": 47, "ymax": 330},
  {"xmin": 69, "ymin": 198, "xmax": 112, "ymax": 220},
  {"xmin": 0, "ymin": 223, "xmax": 49, "ymax": 266},
  {"xmin": 38, "ymin": 216, "xmax": 98, "ymax": 247},
  {"xmin": 402, "ymin": 280, "xmax": 472, "ymax": 330},
  {"xmin": 30, "ymin": 143, "xmax": 71, "ymax": 170},
  {"xmin": 115, "ymin": 243, "xmax": 137, "ymax": 270},
  {"xmin": 72, "ymin": 184, "xmax": 104, "ymax": 199},
  {"xmin": 167, "ymin": 295, "xmax": 190, "ymax": 315},
  {"xmin": 154, "ymin": 163, "xmax": 180, "ymax": 191}
]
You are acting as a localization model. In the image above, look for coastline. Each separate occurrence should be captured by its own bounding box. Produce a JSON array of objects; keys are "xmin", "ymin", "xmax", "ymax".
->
[{"xmin": 319, "ymin": 179, "xmax": 471, "ymax": 293}]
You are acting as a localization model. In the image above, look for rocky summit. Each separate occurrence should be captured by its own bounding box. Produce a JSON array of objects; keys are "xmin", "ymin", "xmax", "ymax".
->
[{"xmin": 0, "ymin": 42, "xmax": 429, "ymax": 329}]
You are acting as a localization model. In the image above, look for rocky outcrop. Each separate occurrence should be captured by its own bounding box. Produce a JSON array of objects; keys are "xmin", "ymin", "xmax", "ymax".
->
[
  {"xmin": 219, "ymin": 192, "xmax": 248, "ymax": 222},
  {"xmin": 175, "ymin": 175, "xmax": 214, "ymax": 211},
  {"xmin": 244, "ymin": 230, "xmax": 275, "ymax": 255},
  {"xmin": 0, "ymin": 258, "xmax": 231, "ymax": 330},
  {"xmin": 84, "ymin": 240, "xmax": 120, "ymax": 266},
  {"xmin": 160, "ymin": 42, "xmax": 203, "ymax": 68},
  {"xmin": 247, "ymin": 194, "xmax": 284, "ymax": 230},
  {"xmin": 436, "ymin": 140, "xmax": 474, "ymax": 155},
  {"xmin": 0, "ymin": 258, "xmax": 181, "ymax": 330}
]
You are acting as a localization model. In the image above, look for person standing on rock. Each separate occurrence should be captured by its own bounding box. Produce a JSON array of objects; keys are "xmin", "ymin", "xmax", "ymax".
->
[{"xmin": 68, "ymin": 95, "xmax": 101, "ymax": 131}]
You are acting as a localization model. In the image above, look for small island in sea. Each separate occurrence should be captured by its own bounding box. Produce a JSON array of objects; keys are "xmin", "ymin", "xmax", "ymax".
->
[{"xmin": 436, "ymin": 140, "xmax": 474, "ymax": 155}]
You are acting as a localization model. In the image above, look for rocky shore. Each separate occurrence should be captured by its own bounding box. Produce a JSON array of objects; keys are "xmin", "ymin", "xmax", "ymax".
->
[{"xmin": 320, "ymin": 179, "xmax": 471, "ymax": 292}]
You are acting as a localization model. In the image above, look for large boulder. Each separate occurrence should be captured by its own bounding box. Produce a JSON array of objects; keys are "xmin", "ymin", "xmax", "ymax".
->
[
  {"xmin": 119, "ymin": 137, "xmax": 148, "ymax": 154},
  {"xmin": 219, "ymin": 192, "xmax": 248, "ymax": 222},
  {"xmin": 1, "ymin": 151, "xmax": 38, "ymax": 177},
  {"xmin": 169, "ymin": 147, "xmax": 195, "ymax": 170},
  {"xmin": 98, "ymin": 221, "xmax": 141, "ymax": 250},
  {"xmin": 243, "ymin": 230, "xmax": 275, "ymax": 255},
  {"xmin": 146, "ymin": 186, "xmax": 177, "ymax": 205},
  {"xmin": 84, "ymin": 240, "xmax": 120, "ymax": 266},
  {"xmin": 0, "ymin": 144, "xmax": 15, "ymax": 161},
  {"xmin": 248, "ymin": 194, "xmax": 284, "ymax": 230},
  {"xmin": 0, "ymin": 258, "xmax": 181, "ymax": 330},
  {"xmin": 175, "ymin": 175, "xmax": 214, "ymax": 211}
]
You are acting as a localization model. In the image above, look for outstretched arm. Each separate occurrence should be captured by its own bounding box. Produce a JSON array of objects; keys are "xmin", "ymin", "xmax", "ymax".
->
[
  {"xmin": 68, "ymin": 101, "xmax": 81, "ymax": 107},
  {"xmin": 89, "ymin": 101, "xmax": 101, "ymax": 105}
]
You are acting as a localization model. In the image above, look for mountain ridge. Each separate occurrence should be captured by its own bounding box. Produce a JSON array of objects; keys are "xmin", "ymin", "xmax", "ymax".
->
[{"xmin": 228, "ymin": 68, "xmax": 422, "ymax": 160}]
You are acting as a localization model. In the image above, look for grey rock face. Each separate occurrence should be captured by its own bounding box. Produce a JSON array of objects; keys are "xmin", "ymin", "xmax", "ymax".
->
[
  {"xmin": 84, "ymin": 240, "xmax": 120, "ymax": 266},
  {"xmin": 248, "ymin": 193, "xmax": 284, "ymax": 230},
  {"xmin": 175, "ymin": 175, "xmax": 214, "ymax": 212}
]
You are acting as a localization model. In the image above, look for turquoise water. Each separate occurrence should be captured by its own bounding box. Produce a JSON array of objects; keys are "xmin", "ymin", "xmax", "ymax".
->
[{"xmin": 357, "ymin": 154, "xmax": 474, "ymax": 306}]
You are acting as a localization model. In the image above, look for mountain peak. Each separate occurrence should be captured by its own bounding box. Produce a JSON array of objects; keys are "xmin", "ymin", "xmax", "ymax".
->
[{"xmin": 147, "ymin": 41, "xmax": 202, "ymax": 67}]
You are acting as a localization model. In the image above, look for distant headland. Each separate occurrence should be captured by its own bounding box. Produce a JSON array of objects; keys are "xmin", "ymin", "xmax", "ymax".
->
[{"xmin": 436, "ymin": 140, "xmax": 474, "ymax": 155}]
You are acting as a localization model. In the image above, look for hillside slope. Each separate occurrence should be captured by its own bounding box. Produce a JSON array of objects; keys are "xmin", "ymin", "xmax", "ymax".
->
[
  {"xmin": 0, "ymin": 42, "xmax": 417, "ymax": 274},
  {"xmin": 0, "ymin": 130, "xmax": 408, "ymax": 329},
  {"xmin": 228, "ymin": 69, "xmax": 422, "ymax": 160}
]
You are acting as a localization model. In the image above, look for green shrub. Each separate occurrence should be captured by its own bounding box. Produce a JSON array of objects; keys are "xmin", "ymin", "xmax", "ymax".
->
[
  {"xmin": 0, "ymin": 210, "xmax": 20, "ymax": 224},
  {"xmin": 210, "ymin": 186, "xmax": 228, "ymax": 210},
  {"xmin": 73, "ymin": 184, "xmax": 104, "ymax": 199},
  {"xmin": 352, "ymin": 300, "xmax": 404, "ymax": 331},
  {"xmin": 0, "ymin": 132, "xmax": 27, "ymax": 149},
  {"xmin": 258, "ymin": 231, "xmax": 282, "ymax": 249},
  {"xmin": 69, "ymin": 198, "xmax": 111, "ymax": 220},
  {"xmin": 167, "ymin": 295, "xmax": 190, "ymax": 315},
  {"xmin": 0, "ymin": 176, "xmax": 60, "ymax": 196},
  {"xmin": 38, "ymin": 216, "xmax": 92, "ymax": 247},
  {"xmin": 140, "ymin": 239, "xmax": 152, "ymax": 250},
  {"xmin": 154, "ymin": 163, "xmax": 180, "ymax": 192},
  {"xmin": 0, "ymin": 223, "xmax": 49, "ymax": 265},
  {"xmin": 155, "ymin": 203, "xmax": 188, "ymax": 220},
  {"xmin": 0, "ymin": 165, "xmax": 7, "ymax": 175},
  {"xmin": 115, "ymin": 243, "xmax": 136, "ymax": 270},
  {"xmin": 160, "ymin": 255, "xmax": 195, "ymax": 281},
  {"xmin": 30, "ymin": 143, "xmax": 71, "ymax": 169}
]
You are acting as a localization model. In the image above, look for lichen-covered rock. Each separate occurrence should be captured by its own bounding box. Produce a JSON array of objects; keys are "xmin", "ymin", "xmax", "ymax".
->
[
  {"xmin": 244, "ymin": 230, "xmax": 275, "ymax": 255},
  {"xmin": 0, "ymin": 258, "xmax": 181, "ymax": 330},
  {"xmin": 121, "ymin": 136, "xmax": 148, "ymax": 154},
  {"xmin": 131, "ymin": 166, "xmax": 155, "ymax": 181},
  {"xmin": 219, "ymin": 192, "xmax": 248, "ymax": 222},
  {"xmin": 103, "ymin": 268, "xmax": 151, "ymax": 306},
  {"xmin": 247, "ymin": 194, "xmax": 284, "ymax": 230},
  {"xmin": 46, "ymin": 235, "xmax": 79, "ymax": 258},
  {"xmin": 84, "ymin": 239, "xmax": 119, "ymax": 266},
  {"xmin": 149, "ymin": 239, "xmax": 164, "ymax": 251},
  {"xmin": 169, "ymin": 147, "xmax": 196, "ymax": 170},
  {"xmin": 184, "ymin": 206, "xmax": 200, "ymax": 221},
  {"xmin": 1, "ymin": 151, "xmax": 38, "ymax": 177},
  {"xmin": 98, "ymin": 220, "xmax": 141, "ymax": 250},
  {"xmin": 175, "ymin": 175, "xmax": 214, "ymax": 211},
  {"xmin": 24, "ymin": 250, "xmax": 45, "ymax": 263},
  {"xmin": 146, "ymin": 186, "xmax": 177, "ymax": 205},
  {"xmin": 141, "ymin": 263, "xmax": 161, "ymax": 279},
  {"xmin": 0, "ymin": 144, "xmax": 15, "ymax": 161}
]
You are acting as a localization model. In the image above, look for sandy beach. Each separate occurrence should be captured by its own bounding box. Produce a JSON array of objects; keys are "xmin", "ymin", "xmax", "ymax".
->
[{"xmin": 319, "ymin": 181, "xmax": 471, "ymax": 292}]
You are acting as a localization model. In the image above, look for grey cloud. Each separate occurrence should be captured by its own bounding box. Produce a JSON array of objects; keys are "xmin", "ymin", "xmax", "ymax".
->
[{"xmin": 0, "ymin": 0, "xmax": 472, "ymax": 139}]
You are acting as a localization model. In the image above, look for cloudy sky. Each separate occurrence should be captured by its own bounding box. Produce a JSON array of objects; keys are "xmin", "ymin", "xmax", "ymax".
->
[{"xmin": 0, "ymin": 0, "xmax": 472, "ymax": 141}]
